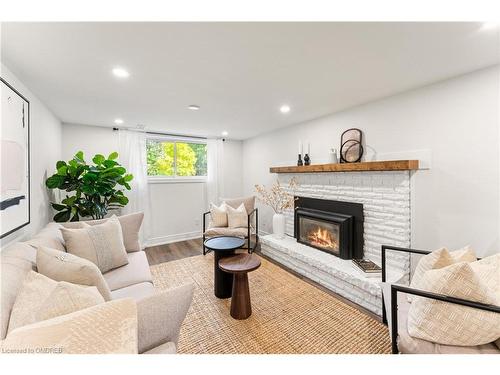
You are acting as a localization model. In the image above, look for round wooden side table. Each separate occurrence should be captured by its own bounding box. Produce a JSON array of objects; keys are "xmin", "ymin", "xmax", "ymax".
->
[{"xmin": 218, "ymin": 253, "xmax": 261, "ymax": 320}]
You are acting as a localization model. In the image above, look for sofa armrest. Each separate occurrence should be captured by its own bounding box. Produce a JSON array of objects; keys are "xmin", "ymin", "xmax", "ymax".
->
[
  {"xmin": 136, "ymin": 283, "xmax": 194, "ymax": 353},
  {"xmin": 387, "ymin": 283, "xmax": 500, "ymax": 354}
]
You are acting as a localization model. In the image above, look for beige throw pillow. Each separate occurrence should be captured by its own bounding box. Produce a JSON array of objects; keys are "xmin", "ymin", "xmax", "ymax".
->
[
  {"xmin": 407, "ymin": 257, "xmax": 500, "ymax": 346},
  {"xmin": 2, "ymin": 299, "xmax": 137, "ymax": 354},
  {"xmin": 37, "ymin": 246, "xmax": 112, "ymax": 301},
  {"xmin": 226, "ymin": 203, "xmax": 248, "ymax": 228},
  {"xmin": 62, "ymin": 212, "xmax": 144, "ymax": 252},
  {"xmin": 409, "ymin": 246, "xmax": 476, "ymax": 301},
  {"xmin": 61, "ymin": 216, "xmax": 128, "ymax": 273},
  {"xmin": 210, "ymin": 203, "xmax": 228, "ymax": 227},
  {"xmin": 8, "ymin": 271, "xmax": 104, "ymax": 334}
]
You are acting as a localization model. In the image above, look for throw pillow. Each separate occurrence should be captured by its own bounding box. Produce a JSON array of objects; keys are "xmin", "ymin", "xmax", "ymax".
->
[
  {"xmin": 2, "ymin": 299, "xmax": 137, "ymax": 354},
  {"xmin": 7, "ymin": 271, "xmax": 104, "ymax": 334},
  {"xmin": 222, "ymin": 196, "xmax": 255, "ymax": 216},
  {"xmin": 407, "ymin": 259, "xmax": 500, "ymax": 346},
  {"xmin": 409, "ymin": 246, "xmax": 476, "ymax": 301},
  {"xmin": 62, "ymin": 212, "xmax": 144, "ymax": 252},
  {"xmin": 210, "ymin": 203, "xmax": 228, "ymax": 227},
  {"xmin": 37, "ymin": 246, "xmax": 112, "ymax": 301},
  {"xmin": 226, "ymin": 203, "xmax": 248, "ymax": 228},
  {"xmin": 61, "ymin": 215, "xmax": 129, "ymax": 273}
]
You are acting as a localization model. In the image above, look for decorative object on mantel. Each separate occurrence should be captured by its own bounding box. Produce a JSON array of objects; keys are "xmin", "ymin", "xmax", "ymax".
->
[
  {"xmin": 269, "ymin": 160, "xmax": 419, "ymax": 174},
  {"xmin": 352, "ymin": 259, "xmax": 382, "ymax": 278},
  {"xmin": 303, "ymin": 153, "xmax": 310, "ymax": 166},
  {"xmin": 297, "ymin": 154, "xmax": 303, "ymax": 166},
  {"xmin": 329, "ymin": 148, "xmax": 339, "ymax": 164},
  {"xmin": 340, "ymin": 128, "xmax": 364, "ymax": 163},
  {"xmin": 297, "ymin": 140, "xmax": 303, "ymax": 166},
  {"xmin": 255, "ymin": 178, "xmax": 298, "ymax": 239},
  {"xmin": 45, "ymin": 151, "xmax": 133, "ymax": 221}
]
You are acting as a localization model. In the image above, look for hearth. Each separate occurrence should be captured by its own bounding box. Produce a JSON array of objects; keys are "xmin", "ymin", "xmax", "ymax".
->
[{"xmin": 294, "ymin": 197, "xmax": 363, "ymax": 259}]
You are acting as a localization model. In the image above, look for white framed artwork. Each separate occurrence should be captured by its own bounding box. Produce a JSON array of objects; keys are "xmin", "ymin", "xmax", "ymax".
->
[{"xmin": 1, "ymin": 78, "xmax": 30, "ymax": 238}]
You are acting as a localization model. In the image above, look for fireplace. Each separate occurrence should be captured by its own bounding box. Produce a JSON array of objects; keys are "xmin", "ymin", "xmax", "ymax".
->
[{"xmin": 294, "ymin": 197, "xmax": 363, "ymax": 259}]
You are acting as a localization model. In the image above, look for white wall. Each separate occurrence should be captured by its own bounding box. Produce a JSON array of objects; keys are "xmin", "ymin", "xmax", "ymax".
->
[
  {"xmin": 1, "ymin": 64, "xmax": 62, "ymax": 246},
  {"xmin": 61, "ymin": 123, "xmax": 243, "ymax": 245},
  {"xmin": 243, "ymin": 66, "xmax": 500, "ymax": 257}
]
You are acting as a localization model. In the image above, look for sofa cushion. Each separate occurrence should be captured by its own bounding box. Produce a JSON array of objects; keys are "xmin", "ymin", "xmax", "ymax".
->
[
  {"xmin": 61, "ymin": 216, "xmax": 129, "ymax": 273},
  {"xmin": 407, "ymin": 260, "xmax": 500, "ymax": 346},
  {"xmin": 25, "ymin": 222, "xmax": 66, "ymax": 252},
  {"xmin": 136, "ymin": 283, "xmax": 194, "ymax": 353},
  {"xmin": 209, "ymin": 203, "xmax": 228, "ymax": 227},
  {"xmin": 409, "ymin": 246, "xmax": 476, "ymax": 302},
  {"xmin": 382, "ymin": 282, "xmax": 500, "ymax": 354},
  {"xmin": 204, "ymin": 226, "xmax": 248, "ymax": 238},
  {"xmin": 103, "ymin": 251, "xmax": 152, "ymax": 291},
  {"xmin": 62, "ymin": 212, "xmax": 144, "ymax": 252},
  {"xmin": 110, "ymin": 282, "xmax": 155, "ymax": 301},
  {"xmin": 37, "ymin": 246, "xmax": 112, "ymax": 301},
  {"xmin": 1, "ymin": 299, "xmax": 138, "ymax": 354},
  {"xmin": 1, "ymin": 242, "xmax": 37, "ymax": 340},
  {"xmin": 8, "ymin": 271, "xmax": 103, "ymax": 333}
]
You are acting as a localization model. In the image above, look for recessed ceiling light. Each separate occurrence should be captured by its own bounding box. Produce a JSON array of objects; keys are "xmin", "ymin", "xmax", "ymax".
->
[
  {"xmin": 188, "ymin": 105, "xmax": 200, "ymax": 111},
  {"xmin": 222, "ymin": 131, "xmax": 229, "ymax": 137},
  {"xmin": 112, "ymin": 67, "xmax": 130, "ymax": 78},
  {"xmin": 280, "ymin": 104, "xmax": 291, "ymax": 114},
  {"xmin": 114, "ymin": 118, "xmax": 124, "ymax": 125},
  {"xmin": 480, "ymin": 22, "xmax": 499, "ymax": 31}
]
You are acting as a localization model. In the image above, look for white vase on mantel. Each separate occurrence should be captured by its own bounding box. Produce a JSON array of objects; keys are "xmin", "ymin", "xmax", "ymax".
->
[{"xmin": 272, "ymin": 213, "xmax": 286, "ymax": 239}]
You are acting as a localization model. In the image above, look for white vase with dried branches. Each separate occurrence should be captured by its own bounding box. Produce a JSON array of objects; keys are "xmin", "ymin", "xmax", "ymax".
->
[{"xmin": 255, "ymin": 178, "xmax": 298, "ymax": 239}]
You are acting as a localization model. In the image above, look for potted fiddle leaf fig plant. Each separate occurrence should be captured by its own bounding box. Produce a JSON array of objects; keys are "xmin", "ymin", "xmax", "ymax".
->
[{"xmin": 45, "ymin": 151, "xmax": 133, "ymax": 222}]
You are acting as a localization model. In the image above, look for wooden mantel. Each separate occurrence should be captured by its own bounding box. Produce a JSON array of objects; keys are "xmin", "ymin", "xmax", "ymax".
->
[{"xmin": 269, "ymin": 160, "xmax": 419, "ymax": 174}]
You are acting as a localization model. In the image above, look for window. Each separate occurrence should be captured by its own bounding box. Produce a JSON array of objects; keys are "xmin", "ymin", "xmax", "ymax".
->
[{"xmin": 146, "ymin": 136, "xmax": 207, "ymax": 181}]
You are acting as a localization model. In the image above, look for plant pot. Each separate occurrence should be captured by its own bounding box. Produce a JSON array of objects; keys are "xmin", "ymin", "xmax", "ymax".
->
[{"xmin": 272, "ymin": 213, "xmax": 286, "ymax": 239}]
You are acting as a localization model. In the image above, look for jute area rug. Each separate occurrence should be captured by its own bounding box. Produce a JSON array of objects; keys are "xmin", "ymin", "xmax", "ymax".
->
[{"xmin": 150, "ymin": 253, "xmax": 391, "ymax": 354}]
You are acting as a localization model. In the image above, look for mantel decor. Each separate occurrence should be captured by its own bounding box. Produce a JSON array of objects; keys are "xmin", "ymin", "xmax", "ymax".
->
[{"xmin": 340, "ymin": 128, "xmax": 363, "ymax": 163}]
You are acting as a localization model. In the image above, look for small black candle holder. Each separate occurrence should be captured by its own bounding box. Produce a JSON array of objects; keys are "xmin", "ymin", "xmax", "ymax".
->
[
  {"xmin": 297, "ymin": 154, "xmax": 303, "ymax": 166},
  {"xmin": 304, "ymin": 153, "xmax": 310, "ymax": 166}
]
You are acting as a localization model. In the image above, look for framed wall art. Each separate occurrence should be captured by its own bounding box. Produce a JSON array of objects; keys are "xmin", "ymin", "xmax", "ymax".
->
[{"xmin": 1, "ymin": 77, "xmax": 30, "ymax": 238}]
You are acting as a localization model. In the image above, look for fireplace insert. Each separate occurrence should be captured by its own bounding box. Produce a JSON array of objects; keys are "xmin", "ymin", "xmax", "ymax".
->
[{"xmin": 294, "ymin": 197, "xmax": 363, "ymax": 259}]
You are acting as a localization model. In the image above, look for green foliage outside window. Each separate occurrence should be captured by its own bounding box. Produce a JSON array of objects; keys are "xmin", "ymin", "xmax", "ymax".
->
[{"xmin": 147, "ymin": 139, "xmax": 207, "ymax": 177}]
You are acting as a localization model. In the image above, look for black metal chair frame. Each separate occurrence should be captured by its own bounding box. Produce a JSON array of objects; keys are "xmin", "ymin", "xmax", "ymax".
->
[
  {"xmin": 202, "ymin": 208, "xmax": 259, "ymax": 255},
  {"xmin": 381, "ymin": 245, "xmax": 500, "ymax": 354}
]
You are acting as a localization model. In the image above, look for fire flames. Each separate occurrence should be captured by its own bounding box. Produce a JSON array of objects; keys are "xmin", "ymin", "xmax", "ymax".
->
[{"xmin": 307, "ymin": 226, "xmax": 338, "ymax": 250}]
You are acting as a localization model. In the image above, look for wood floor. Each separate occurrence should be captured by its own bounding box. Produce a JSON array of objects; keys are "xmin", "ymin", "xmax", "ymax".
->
[{"xmin": 145, "ymin": 238, "xmax": 203, "ymax": 265}]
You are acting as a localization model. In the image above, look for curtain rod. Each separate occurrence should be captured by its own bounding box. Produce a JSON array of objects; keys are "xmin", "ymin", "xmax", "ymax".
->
[{"xmin": 112, "ymin": 126, "xmax": 208, "ymax": 140}]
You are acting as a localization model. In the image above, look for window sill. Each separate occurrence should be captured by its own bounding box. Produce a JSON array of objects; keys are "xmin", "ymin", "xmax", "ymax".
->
[{"xmin": 148, "ymin": 177, "xmax": 207, "ymax": 184}]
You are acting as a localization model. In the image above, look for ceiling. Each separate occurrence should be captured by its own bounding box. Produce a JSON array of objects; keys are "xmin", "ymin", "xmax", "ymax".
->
[{"xmin": 1, "ymin": 22, "xmax": 499, "ymax": 140}]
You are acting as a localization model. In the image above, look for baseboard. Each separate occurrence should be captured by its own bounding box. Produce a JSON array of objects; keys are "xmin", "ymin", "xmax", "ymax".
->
[{"xmin": 145, "ymin": 231, "xmax": 201, "ymax": 247}]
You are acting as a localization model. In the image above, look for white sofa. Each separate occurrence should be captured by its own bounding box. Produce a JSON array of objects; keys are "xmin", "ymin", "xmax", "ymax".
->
[{"xmin": 1, "ymin": 222, "xmax": 194, "ymax": 354}]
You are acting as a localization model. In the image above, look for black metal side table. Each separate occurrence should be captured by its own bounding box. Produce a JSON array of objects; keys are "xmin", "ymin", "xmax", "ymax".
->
[{"xmin": 203, "ymin": 236, "xmax": 245, "ymax": 299}]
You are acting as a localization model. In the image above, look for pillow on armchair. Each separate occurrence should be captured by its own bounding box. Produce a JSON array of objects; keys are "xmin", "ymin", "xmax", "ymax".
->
[
  {"xmin": 409, "ymin": 246, "xmax": 477, "ymax": 302},
  {"xmin": 226, "ymin": 203, "xmax": 247, "ymax": 228}
]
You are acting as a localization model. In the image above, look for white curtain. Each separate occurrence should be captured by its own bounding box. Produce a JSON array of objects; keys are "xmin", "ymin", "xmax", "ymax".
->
[
  {"xmin": 206, "ymin": 138, "xmax": 224, "ymax": 208},
  {"xmin": 118, "ymin": 129, "xmax": 152, "ymax": 244}
]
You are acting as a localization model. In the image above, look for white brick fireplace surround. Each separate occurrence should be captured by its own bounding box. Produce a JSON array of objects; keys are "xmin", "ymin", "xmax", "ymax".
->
[{"xmin": 260, "ymin": 171, "xmax": 413, "ymax": 316}]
